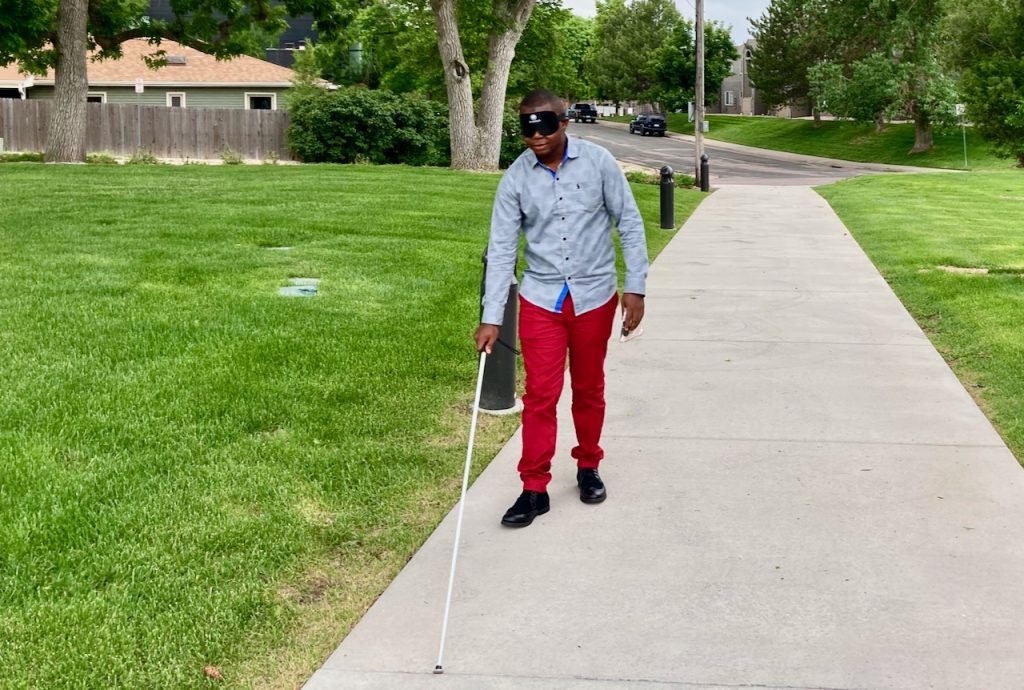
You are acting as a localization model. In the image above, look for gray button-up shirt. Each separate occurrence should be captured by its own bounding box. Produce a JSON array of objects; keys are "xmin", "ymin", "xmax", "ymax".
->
[{"xmin": 481, "ymin": 136, "xmax": 649, "ymax": 325}]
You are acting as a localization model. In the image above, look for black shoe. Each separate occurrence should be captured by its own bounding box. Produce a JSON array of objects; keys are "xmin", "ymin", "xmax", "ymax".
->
[
  {"xmin": 501, "ymin": 490, "xmax": 550, "ymax": 528},
  {"xmin": 577, "ymin": 468, "xmax": 606, "ymax": 504}
]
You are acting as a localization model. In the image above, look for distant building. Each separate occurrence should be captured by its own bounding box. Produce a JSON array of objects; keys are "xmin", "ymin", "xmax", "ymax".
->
[
  {"xmin": 711, "ymin": 40, "xmax": 764, "ymax": 116},
  {"xmin": 709, "ymin": 39, "xmax": 812, "ymax": 118}
]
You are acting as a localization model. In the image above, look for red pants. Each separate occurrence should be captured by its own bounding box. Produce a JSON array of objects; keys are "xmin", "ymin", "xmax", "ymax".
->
[{"xmin": 518, "ymin": 292, "xmax": 618, "ymax": 492}]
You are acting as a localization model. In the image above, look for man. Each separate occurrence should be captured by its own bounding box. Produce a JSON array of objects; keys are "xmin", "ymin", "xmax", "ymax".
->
[{"xmin": 475, "ymin": 89, "xmax": 649, "ymax": 528}]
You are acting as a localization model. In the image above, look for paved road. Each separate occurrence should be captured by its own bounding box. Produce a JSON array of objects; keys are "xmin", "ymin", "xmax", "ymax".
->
[{"xmin": 570, "ymin": 120, "xmax": 936, "ymax": 186}]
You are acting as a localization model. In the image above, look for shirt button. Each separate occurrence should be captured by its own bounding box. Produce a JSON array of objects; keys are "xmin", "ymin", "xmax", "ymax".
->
[
  {"xmin": 561, "ymin": 217, "xmax": 565, "ymax": 221},
  {"xmin": 562, "ymin": 237, "xmax": 567, "ymax": 241}
]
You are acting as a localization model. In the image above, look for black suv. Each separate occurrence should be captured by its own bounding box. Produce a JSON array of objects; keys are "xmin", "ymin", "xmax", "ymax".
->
[
  {"xmin": 629, "ymin": 113, "xmax": 667, "ymax": 136},
  {"xmin": 569, "ymin": 103, "xmax": 598, "ymax": 123}
]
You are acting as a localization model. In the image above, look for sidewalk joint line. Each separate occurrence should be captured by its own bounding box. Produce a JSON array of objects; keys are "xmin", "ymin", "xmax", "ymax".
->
[
  {"xmin": 324, "ymin": 668, "xmax": 865, "ymax": 690},
  {"xmin": 601, "ymin": 433, "xmax": 1007, "ymax": 450},
  {"xmin": 647, "ymin": 288, "xmax": 884, "ymax": 294},
  {"xmin": 649, "ymin": 288, "xmax": 882, "ymax": 294},
  {"xmin": 636, "ymin": 337, "xmax": 932, "ymax": 348}
]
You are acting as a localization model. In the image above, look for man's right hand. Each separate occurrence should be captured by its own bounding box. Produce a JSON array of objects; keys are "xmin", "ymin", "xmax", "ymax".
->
[{"xmin": 474, "ymin": 324, "xmax": 500, "ymax": 353}]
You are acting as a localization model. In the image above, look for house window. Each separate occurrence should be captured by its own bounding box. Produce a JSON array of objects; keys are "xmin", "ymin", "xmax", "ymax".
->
[
  {"xmin": 167, "ymin": 92, "xmax": 186, "ymax": 108},
  {"xmin": 724, "ymin": 91, "xmax": 735, "ymax": 107},
  {"xmin": 86, "ymin": 92, "xmax": 106, "ymax": 103},
  {"xmin": 246, "ymin": 93, "xmax": 276, "ymax": 110}
]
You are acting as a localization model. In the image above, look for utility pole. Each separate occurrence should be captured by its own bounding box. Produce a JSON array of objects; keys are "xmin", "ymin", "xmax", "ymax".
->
[{"xmin": 694, "ymin": 0, "xmax": 705, "ymax": 186}]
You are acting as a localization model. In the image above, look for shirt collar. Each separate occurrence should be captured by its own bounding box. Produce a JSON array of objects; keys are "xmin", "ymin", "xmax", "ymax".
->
[{"xmin": 526, "ymin": 135, "xmax": 578, "ymax": 170}]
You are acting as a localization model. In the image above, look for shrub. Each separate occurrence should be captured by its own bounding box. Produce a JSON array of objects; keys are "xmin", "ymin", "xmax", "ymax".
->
[
  {"xmin": 0, "ymin": 152, "xmax": 44, "ymax": 163},
  {"xmin": 288, "ymin": 87, "xmax": 449, "ymax": 166},
  {"xmin": 624, "ymin": 169, "xmax": 697, "ymax": 188},
  {"xmin": 500, "ymin": 104, "xmax": 527, "ymax": 168},
  {"xmin": 220, "ymin": 147, "xmax": 244, "ymax": 165},
  {"xmin": 86, "ymin": 152, "xmax": 118, "ymax": 165},
  {"xmin": 127, "ymin": 150, "xmax": 160, "ymax": 165}
]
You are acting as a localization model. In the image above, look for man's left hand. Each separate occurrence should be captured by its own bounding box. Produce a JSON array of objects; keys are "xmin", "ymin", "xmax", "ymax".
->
[{"xmin": 622, "ymin": 293, "xmax": 645, "ymax": 332}]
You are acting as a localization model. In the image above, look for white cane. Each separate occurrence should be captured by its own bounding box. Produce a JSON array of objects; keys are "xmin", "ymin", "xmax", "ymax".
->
[{"xmin": 434, "ymin": 350, "xmax": 488, "ymax": 674}]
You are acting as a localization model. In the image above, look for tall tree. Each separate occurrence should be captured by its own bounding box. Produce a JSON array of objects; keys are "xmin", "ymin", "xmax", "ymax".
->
[
  {"xmin": 306, "ymin": 0, "xmax": 583, "ymax": 170},
  {"xmin": 807, "ymin": 0, "xmax": 956, "ymax": 151},
  {"xmin": 748, "ymin": 0, "xmax": 827, "ymax": 123},
  {"xmin": 316, "ymin": 0, "xmax": 587, "ymax": 101},
  {"xmin": 585, "ymin": 0, "xmax": 681, "ymax": 108},
  {"xmin": 0, "ymin": 0, "xmax": 351, "ymax": 162},
  {"xmin": 653, "ymin": 19, "xmax": 737, "ymax": 112},
  {"xmin": 430, "ymin": 0, "xmax": 537, "ymax": 170},
  {"xmin": 509, "ymin": 4, "xmax": 591, "ymax": 99},
  {"xmin": 943, "ymin": 0, "xmax": 1024, "ymax": 166}
]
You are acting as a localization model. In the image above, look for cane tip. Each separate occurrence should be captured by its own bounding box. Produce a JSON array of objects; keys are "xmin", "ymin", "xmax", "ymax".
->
[{"xmin": 433, "ymin": 665, "xmax": 444, "ymax": 674}]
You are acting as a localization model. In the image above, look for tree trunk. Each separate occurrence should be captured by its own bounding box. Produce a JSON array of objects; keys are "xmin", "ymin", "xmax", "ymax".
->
[
  {"xmin": 431, "ymin": 0, "xmax": 535, "ymax": 171},
  {"xmin": 874, "ymin": 110, "xmax": 886, "ymax": 133},
  {"xmin": 812, "ymin": 107, "xmax": 821, "ymax": 128},
  {"xmin": 45, "ymin": 0, "xmax": 89, "ymax": 163},
  {"xmin": 910, "ymin": 109, "xmax": 933, "ymax": 153}
]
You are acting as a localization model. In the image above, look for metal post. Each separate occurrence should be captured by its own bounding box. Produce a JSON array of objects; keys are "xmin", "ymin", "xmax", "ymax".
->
[
  {"xmin": 479, "ymin": 251, "xmax": 519, "ymax": 413},
  {"xmin": 659, "ymin": 166, "xmax": 675, "ymax": 229},
  {"xmin": 700, "ymin": 154, "xmax": 710, "ymax": 192},
  {"xmin": 694, "ymin": 0, "xmax": 705, "ymax": 186}
]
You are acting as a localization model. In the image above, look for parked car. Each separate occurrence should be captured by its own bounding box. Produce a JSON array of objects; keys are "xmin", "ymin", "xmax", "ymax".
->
[
  {"xmin": 569, "ymin": 103, "xmax": 598, "ymax": 123},
  {"xmin": 629, "ymin": 113, "xmax": 667, "ymax": 136}
]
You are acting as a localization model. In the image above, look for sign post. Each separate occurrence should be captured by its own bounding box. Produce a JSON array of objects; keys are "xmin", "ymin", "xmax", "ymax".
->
[
  {"xmin": 134, "ymin": 79, "xmax": 144, "ymax": 152},
  {"xmin": 955, "ymin": 103, "xmax": 967, "ymax": 170}
]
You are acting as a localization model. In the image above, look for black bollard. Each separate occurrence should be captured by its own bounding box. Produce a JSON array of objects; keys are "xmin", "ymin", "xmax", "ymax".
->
[
  {"xmin": 479, "ymin": 251, "xmax": 518, "ymax": 413},
  {"xmin": 659, "ymin": 165, "xmax": 674, "ymax": 229},
  {"xmin": 700, "ymin": 154, "xmax": 710, "ymax": 192}
]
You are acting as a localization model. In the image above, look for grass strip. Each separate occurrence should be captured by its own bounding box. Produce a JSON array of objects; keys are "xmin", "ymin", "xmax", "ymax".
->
[
  {"xmin": 817, "ymin": 171, "xmax": 1024, "ymax": 462},
  {"xmin": 0, "ymin": 163, "xmax": 702, "ymax": 689},
  {"xmin": 606, "ymin": 114, "xmax": 1008, "ymax": 170}
]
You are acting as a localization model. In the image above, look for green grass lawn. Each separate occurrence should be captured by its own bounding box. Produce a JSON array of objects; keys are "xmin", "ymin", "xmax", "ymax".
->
[
  {"xmin": 606, "ymin": 114, "xmax": 1009, "ymax": 170},
  {"xmin": 817, "ymin": 172, "xmax": 1024, "ymax": 462},
  {"xmin": 700, "ymin": 115, "xmax": 1008, "ymax": 170},
  {"xmin": 0, "ymin": 163, "xmax": 703, "ymax": 689}
]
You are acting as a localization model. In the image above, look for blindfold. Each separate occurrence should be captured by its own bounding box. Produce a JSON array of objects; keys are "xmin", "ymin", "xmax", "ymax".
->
[{"xmin": 520, "ymin": 111, "xmax": 566, "ymax": 137}]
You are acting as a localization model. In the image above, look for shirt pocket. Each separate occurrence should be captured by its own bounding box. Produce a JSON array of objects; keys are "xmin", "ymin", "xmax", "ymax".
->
[{"xmin": 562, "ymin": 181, "xmax": 603, "ymax": 213}]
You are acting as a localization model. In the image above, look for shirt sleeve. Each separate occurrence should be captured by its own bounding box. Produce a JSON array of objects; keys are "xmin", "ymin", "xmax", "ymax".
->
[
  {"xmin": 600, "ymin": 150, "xmax": 649, "ymax": 296},
  {"xmin": 481, "ymin": 169, "xmax": 522, "ymax": 325}
]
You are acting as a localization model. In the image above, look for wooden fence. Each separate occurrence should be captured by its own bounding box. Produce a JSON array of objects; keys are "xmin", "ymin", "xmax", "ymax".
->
[{"xmin": 0, "ymin": 99, "xmax": 292, "ymax": 160}]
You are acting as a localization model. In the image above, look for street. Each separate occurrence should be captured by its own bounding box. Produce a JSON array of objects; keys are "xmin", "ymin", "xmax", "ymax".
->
[{"xmin": 570, "ymin": 120, "xmax": 879, "ymax": 186}]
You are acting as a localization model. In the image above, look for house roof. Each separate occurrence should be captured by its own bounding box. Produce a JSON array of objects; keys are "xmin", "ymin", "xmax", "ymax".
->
[{"xmin": 0, "ymin": 38, "xmax": 297, "ymax": 88}]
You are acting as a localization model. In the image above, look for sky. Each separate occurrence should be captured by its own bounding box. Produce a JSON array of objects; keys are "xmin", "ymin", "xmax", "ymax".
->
[{"xmin": 560, "ymin": 0, "xmax": 772, "ymax": 44}]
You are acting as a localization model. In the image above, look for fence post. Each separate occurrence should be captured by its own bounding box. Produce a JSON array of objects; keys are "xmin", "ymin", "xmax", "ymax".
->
[{"xmin": 479, "ymin": 251, "xmax": 520, "ymax": 414}]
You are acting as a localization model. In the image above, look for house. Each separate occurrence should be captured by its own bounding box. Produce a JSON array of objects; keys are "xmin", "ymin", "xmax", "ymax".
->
[
  {"xmin": 710, "ymin": 40, "xmax": 766, "ymax": 116},
  {"xmin": 0, "ymin": 38, "xmax": 297, "ymax": 110},
  {"xmin": 709, "ymin": 39, "xmax": 812, "ymax": 118}
]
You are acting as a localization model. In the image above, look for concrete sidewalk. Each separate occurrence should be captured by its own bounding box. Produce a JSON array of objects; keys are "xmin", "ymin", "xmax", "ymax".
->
[{"xmin": 305, "ymin": 186, "xmax": 1024, "ymax": 689}]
